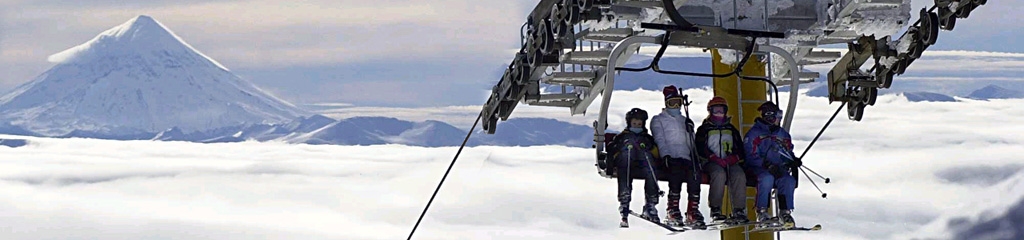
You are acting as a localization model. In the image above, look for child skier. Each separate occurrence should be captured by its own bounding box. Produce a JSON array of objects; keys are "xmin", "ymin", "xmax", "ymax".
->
[
  {"xmin": 607, "ymin": 108, "xmax": 662, "ymax": 228},
  {"xmin": 695, "ymin": 96, "xmax": 749, "ymax": 224},
  {"xmin": 650, "ymin": 85, "xmax": 703, "ymax": 228}
]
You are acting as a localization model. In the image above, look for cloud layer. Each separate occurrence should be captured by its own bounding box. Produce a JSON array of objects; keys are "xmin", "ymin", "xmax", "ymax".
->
[{"xmin": 1, "ymin": 87, "xmax": 1022, "ymax": 239}]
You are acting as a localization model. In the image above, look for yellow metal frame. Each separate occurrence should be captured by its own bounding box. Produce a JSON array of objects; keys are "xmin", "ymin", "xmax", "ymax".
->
[{"xmin": 711, "ymin": 49, "xmax": 773, "ymax": 240}]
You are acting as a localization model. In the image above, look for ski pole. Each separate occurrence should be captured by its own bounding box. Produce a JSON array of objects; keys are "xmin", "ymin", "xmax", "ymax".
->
[
  {"xmin": 776, "ymin": 142, "xmax": 828, "ymax": 197},
  {"xmin": 780, "ymin": 143, "xmax": 831, "ymax": 184},
  {"xmin": 681, "ymin": 95, "xmax": 699, "ymax": 182},
  {"xmin": 642, "ymin": 150, "xmax": 663, "ymax": 195},
  {"xmin": 799, "ymin": 101, "xmax": 845, "ymax": 160},
  {"xmin": 788, "ymin": 152, "xmax": 830, "ymax": 184},
  {"xmin": 799, "ymin": 167, "xmax": 827, "ymax": 198},
  {"xmin": 791, "ymin": 101, "xmax": 843, "ymax": 185},
  {"xmin": 800, "ymin": 165, "xmax": 830, "ymax": 184}
]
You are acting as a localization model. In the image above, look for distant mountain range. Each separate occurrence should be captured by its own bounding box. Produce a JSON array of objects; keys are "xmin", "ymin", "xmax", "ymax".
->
[
  {"xmin": 967, "ymin": 85, "xmax": 1024, "ymax": 100},
  {"xmin": 2, "ymin": 114, "xmax": 596, "ymax": 147},
  {"xmin": 807, "ymin": 82, "xmax": 1022, "ymax": 102},
  {"xmin": 902, "ymin": 92, "xmax": 957, "ymax": 102},
  {"xmin": 148, "ymin": 115, "xmax": 593, "ymax": 147}
]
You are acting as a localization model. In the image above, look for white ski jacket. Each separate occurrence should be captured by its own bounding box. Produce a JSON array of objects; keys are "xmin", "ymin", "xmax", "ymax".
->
[{"xmin": 650, "ymin": 109, "xmax": 696, "ymax": 161}]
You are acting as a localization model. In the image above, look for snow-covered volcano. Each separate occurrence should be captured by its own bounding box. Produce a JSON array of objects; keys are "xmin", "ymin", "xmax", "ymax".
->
[{"xmin": 0, "ymin": 15, "xmax": 307, "ymax": 136}]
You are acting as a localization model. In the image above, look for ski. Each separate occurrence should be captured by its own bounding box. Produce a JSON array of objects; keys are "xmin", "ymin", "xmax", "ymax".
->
[
  {"xmin": 664, "ymin": 220, "xmax": 708, "ymax": 230},
  {"xmin": 704, "ymin": 220, "xmax": 761, "ymax": 231},
  {"xmin": 666, "ymin": 222, "xmax": 708, "ymax": 231},
  {"xmin": 744, "ymin": 224, "xmax": 822, "ymax": 234},
  {"xmin": 700, "ymin": 218, "xmax": 796, "ymax": 231},
  {"xmin": 628, "ymin": 211, "xmax": 686, "ymax": 233}
]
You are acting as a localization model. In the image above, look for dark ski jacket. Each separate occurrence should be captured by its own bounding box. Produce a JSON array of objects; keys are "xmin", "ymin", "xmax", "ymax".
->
[
  {"xmin": 695, "ymin": 117, "xmax": 746, "ymax": 167},
  {"xmin": 607, "ymin": 128, "xmax": 660, "ymax": 166},
  {"xmin": 743, "ymin": 118, "xmax": 794, "ymax": 176}
]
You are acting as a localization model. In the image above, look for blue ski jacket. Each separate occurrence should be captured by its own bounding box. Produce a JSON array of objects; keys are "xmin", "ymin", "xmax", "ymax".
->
[{"xmin": 743, "ymin": 118, "xmax": 794, "ymax": 176}]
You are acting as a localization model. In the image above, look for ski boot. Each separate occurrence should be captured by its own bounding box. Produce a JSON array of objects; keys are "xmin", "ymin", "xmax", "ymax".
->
[
  {"xmin": 641, "ymin": 194, "xmax": 660, "ymax": 223},
  {"xmin": 779, "ymin": 209, "xmax": 795, "ymax": 228},
  {"xmin": 755, "ymin": 207, "xmax": 779, "ymax": 228},
  {"xmin": 618, "ymin": 202, "xmax": 626, "ymax": 226},
  {"xmin": 709, "ymin": 206, "xmax": 728, "ymax": 224},
  {"xmin": 730, "ymin": 208, "xmax": 750, "ymax": 224},
  {"xmin": 642, "ymin": 204, "xmax": 660, "ymax": 222},
  {"xmin": 683, "ymin": 201, "xmax": 706, "ymax": 229},
  {"xmin": 663, "ymin": 194, "xmax": 683, "ymax": 226}
]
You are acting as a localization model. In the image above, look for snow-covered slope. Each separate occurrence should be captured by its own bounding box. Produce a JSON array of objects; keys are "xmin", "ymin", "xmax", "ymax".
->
[
  {"xmin": 297, "ymin": 117, "xmax": 414, "ymax": 145},
  {"xmin": 385, "ymin": 120, "xmax": 471, "ymax": 147},
  {"xmin": 0, "ymin": 15, "xmax": 306, "ymax": 137},
  {"xmin": 230, "ymin": 114, "xmax": 337, "ymax": 142}
]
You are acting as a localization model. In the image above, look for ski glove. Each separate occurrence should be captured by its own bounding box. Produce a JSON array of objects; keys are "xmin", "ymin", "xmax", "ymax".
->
[
  {"xmin": 710, "ymin": 155, "xmax": 728, "ymax": 168},
  {"xmin": 768, "ymin": 164, "xmax": 786, "ymax": 178},
  {"xmin": 788, "ymin": 157, "xmax": 802, "ymax": 168},
  {"xmin": 724, "ymin": 155, "xmax": 740, "ymax": 166}
]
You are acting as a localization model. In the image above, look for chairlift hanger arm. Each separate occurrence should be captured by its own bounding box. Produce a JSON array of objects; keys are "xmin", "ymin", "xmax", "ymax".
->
[{"xmin": 613, "ymin": 29, "xmax": 782, "ymax": 108}]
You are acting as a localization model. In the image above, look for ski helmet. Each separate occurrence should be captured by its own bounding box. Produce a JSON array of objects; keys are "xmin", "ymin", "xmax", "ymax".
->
[
  {"xmin": 758, "ymin": 101, "xmax": 780, "ymax": 114},
  {"xmin": 625, "ymin": 108, "xmax": 649, "ymax": 123},
  {"xmin": 707, "ymin": 96, "xmax": 728, "ymax": 113},
  {"xmin": 663, "ymin": 85, "xmax": 683, "ymax": 108},
  {"xmin": 663, "ymin": 85, "xmax": 682, "ymax": 101},
  {"xmin": 758, "ymin": 101, "xmax": 782, "ymax": 122}
]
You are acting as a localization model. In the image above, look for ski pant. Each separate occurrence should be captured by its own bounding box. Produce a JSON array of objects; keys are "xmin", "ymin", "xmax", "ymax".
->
[
  {"xmin": 666, "ymin": 158, "xmax": 700, "ymax": 204},
  {"xmin": 706, "ymin": 163, "xmax": 746, "ymax": 210},
  {"xmin": 617, "ymin": 154, "xmax": 659, "ymax": 214},
  {"xmin": 755, "ymin": 172, "xmax": 796, "ymax": 210}
]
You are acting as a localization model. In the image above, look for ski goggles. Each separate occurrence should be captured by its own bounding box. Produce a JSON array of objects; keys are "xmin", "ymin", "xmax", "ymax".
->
[
  {"xmin": 710, "ymin": 106, "xmax": 727, "ymax": 114},
  {"xmin": 763, "ymin": 110, "xmax": 783, "ymax": 122},
  {"xmin": 665, "ymin": 98, "xmax": 683, "ymax": 108}
]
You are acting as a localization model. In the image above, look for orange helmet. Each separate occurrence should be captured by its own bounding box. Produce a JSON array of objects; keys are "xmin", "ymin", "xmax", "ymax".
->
[{"xmin": 707, "ymin": 96, "xmax": 728, "ymax": 112}]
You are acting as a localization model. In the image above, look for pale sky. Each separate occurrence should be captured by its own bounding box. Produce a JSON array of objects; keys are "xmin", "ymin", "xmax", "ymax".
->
[{"xmin": 0, "ymin": 0, "xmax": 1020, "ymax": 107}]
